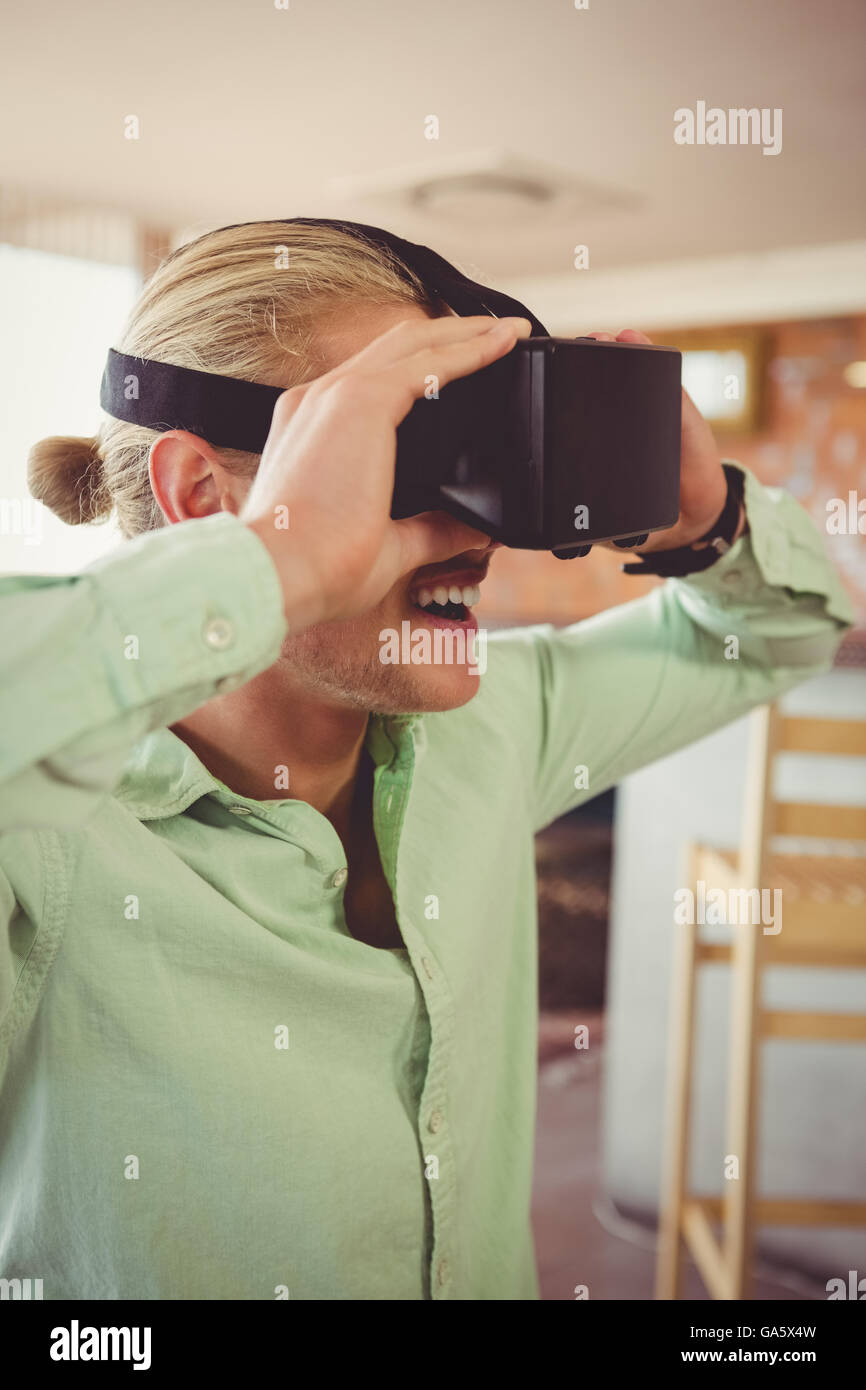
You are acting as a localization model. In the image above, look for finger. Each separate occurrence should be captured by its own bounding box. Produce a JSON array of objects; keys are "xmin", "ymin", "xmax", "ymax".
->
[
  {"xmin": 584, "ymin": 331, "xmax": 615, "ymax": 342},
  {"xmin": 334, "ymin": 313, "xmax": 530, "ymax": 375},
  {"xmin": 392, "ymin": 511, "xmax": 492, "ymax": 574},
  {"xmin": 380, "ymin": 317, "xmax": 531, "ymax": 420},
  {"xmin": 616, "ymin": 328, "xmax": 654, "ymax": 345}
]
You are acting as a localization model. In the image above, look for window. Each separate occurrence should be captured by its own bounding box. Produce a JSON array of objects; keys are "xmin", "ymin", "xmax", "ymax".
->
[{"xmin": 0, "ymin": 243, "xmax": 140, "ymax": 574}]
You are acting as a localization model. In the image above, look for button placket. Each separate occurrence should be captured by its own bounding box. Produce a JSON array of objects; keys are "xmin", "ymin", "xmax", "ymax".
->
[
  {"xmin": 401, "ymin": 929, "xmax": 458, "ymax": 1301},
  {"xmin": 373, "ymin": 719, "xmax": 457, "ymax": 1297}
]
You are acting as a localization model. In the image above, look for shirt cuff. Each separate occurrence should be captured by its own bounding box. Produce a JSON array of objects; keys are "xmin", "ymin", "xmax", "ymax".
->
[
  {"xmin": 675, "ymin": 459, "xmax": 856, "ymax": 630},
  {"xmin": 84, "ymin": 511, "xmax": 289, "ymax": 709}
]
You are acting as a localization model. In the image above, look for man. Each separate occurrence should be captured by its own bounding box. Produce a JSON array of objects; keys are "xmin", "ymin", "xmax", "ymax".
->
[{"xmin": 0, "ymin": 305, "xmax": 852, "ymax": 1300}]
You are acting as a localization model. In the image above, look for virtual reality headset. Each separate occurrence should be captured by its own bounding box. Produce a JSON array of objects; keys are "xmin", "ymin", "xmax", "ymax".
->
[{"xmin": 100, "ymin": 217, "xmax": 682, "ymax": 559}]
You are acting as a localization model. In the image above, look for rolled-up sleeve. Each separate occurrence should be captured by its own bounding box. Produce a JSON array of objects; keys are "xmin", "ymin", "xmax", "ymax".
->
[
  {"xmin": 486, "ymin": 461, "xmax": 855, "ymax": 833},
  {"xmin": 0, "ymin": 511, "xmax": 288, "ymax": 832}
]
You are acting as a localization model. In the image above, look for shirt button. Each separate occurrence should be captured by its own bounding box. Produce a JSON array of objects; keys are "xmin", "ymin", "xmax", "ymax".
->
[
  {"xmin": 436, "ymin": 1257, "xmax": 450, "ymax": 1287},
  {"xmin": 229, "ymin": 805, "xmax": 252, "ymax": 816},
  {"xmin": 428, "ymin": 1109, "xmax": 442, "ymax": 1134},
  {"xmin": 421, "ymin": 956, "xmax": 435, "ymax": 980},
  {"xmin": 331, "ymin": 867, "xmax": 348, "ymax": 888},
  {"xmin": 203, "ymin": 616, "xmax": 235, "ymax": 650}
]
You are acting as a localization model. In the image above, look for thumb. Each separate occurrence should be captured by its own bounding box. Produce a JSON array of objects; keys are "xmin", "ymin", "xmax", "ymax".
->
[{"xmin": 392, "ymin": 512, "xmax": 492, "ymax": 572}]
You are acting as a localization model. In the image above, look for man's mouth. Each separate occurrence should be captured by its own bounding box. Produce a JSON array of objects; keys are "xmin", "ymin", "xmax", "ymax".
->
[{"xmin": 408, "ymin": 571, "xmax": 484, "ymax": 625}]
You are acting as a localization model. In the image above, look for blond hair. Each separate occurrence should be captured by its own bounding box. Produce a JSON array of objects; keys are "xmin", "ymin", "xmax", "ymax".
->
[{"xmin": 27, "ymin": 221, "xmax": 437, "ymax": 537}]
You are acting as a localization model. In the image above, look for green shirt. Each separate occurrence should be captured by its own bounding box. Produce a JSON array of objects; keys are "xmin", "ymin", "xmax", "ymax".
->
[{"xmin": 0, "ymin": 462, "xmax": 853, "ymax": 1300}]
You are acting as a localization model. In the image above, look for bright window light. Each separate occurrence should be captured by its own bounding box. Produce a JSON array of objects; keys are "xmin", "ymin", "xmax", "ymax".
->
[
  {"xmin": 681, "ymin": 348, "xmax": 749, "ymax": 421},
  {"xmin": 0, "ymin": 244, "xmax": 140, "ymax": 574}
]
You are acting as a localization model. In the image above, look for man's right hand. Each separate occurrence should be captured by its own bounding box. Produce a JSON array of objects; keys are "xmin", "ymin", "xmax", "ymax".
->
[{"xmin": 240, "ymin": 313, "xmax": 531, "ymax": 630}]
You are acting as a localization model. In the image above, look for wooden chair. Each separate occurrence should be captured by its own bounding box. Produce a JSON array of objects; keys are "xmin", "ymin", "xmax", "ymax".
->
[{"xmin": 656, "ymin": 703, "xmax": 866, "ymax": 1300}]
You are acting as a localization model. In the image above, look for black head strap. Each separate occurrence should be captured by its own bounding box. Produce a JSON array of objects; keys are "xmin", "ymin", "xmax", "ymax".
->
[{"xmin": 99, "ymin": 218, "xmax": 548, "ymax": 454}]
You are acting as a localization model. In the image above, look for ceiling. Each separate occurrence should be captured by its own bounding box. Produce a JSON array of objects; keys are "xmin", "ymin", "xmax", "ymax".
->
[{"xmin": 2, "ymin": 0, "xmax": 865, "ymax": 278}]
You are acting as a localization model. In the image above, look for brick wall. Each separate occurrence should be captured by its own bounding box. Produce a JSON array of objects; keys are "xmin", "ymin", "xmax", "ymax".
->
[{"xmin": 481, "ymin": 314, "xmax": 866, "ymax": 630}]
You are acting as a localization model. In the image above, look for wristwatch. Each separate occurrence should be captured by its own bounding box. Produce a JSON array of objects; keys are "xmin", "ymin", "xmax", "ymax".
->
[{"xmin": 621, "ymin": 463, "xmax": 746, "ymax": 578}]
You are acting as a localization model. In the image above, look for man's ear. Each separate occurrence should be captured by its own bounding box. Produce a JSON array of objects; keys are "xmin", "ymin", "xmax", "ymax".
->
[{"xmin": 148, "ymin": 430, "xmax": 241, "ymax": 524}]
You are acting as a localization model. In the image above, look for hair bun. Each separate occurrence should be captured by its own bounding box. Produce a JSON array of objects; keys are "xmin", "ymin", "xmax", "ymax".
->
[{"xmin": 27, "ymin": 435, "xmax": 111, "ymax": 526}]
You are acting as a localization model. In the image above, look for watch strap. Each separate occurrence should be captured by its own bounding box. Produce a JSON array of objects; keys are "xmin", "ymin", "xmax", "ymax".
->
[{"xmin": 622, "ymin": 464, "xmax": 745, "ymax": 578}]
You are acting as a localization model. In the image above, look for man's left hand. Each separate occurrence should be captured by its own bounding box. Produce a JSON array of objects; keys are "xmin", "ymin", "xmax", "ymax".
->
[{"xmin": 582, "ymin": 327, "xmax": 743, "ymax": 554}]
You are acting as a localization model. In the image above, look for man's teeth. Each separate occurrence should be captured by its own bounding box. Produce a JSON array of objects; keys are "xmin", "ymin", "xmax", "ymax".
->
[{"xmin": 414, "ymin": 583, "xmax": 482, "ymax": 609}]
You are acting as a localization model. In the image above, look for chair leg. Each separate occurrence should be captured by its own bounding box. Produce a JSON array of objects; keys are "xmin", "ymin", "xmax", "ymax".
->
[
  {"xmin": 656, "ymin": 863, "xmax": 699, "ymax": 1300},
  {"xmin": 722, "ymin": 919, "xmax": 762, "ymax": 1299}
]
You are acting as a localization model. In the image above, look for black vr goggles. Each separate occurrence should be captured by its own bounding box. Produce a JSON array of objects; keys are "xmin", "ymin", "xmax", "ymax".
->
[{"xmin": 100, "ymin": 218, "xmax": 682, "ymax": 559}]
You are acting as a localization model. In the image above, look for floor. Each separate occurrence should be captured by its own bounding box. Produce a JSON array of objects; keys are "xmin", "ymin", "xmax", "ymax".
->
[{"xmin": 530, "ymin": 1011, "xmax": 822, "ymax": 1301}]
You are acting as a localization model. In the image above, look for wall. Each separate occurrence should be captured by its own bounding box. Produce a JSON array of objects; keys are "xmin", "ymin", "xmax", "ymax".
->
[
  {"xmin": 601, "ymin": 669, "xmax": 866, "ymax": 1283},
  {"xmin": 499, "ymin": 311, "xmax": 866, "ymax": 1281},
  {"xmin": 482, "ymin": 313, "xmax": 866, "ymax": 629}
]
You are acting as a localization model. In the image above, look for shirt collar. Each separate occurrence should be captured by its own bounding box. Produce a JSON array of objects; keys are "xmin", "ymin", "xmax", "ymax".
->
[{"xmin": 115, "ymin": 713, "xmax": 423, "ymax": 823}]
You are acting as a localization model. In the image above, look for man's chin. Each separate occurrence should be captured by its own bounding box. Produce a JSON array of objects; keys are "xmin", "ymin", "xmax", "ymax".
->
[
  {"xmin": 370, "ymin": 669, "xmax": 483, "ymax": 716},
  {"xmin": 372, "ymin": 606, "xmax": 487, "ymax": 713}
]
